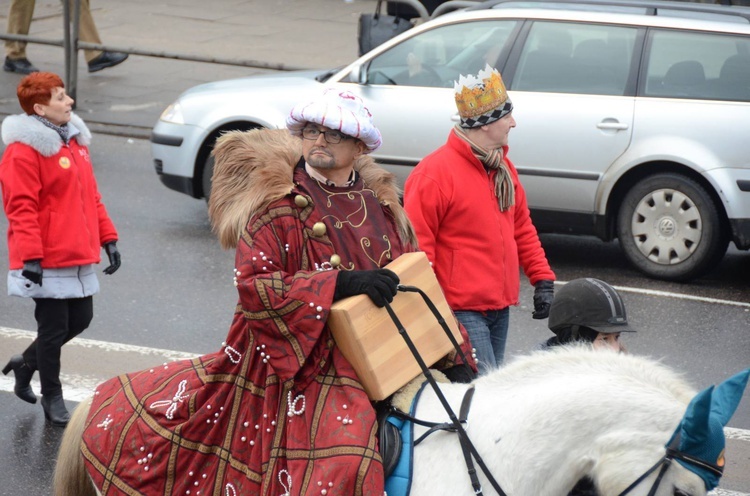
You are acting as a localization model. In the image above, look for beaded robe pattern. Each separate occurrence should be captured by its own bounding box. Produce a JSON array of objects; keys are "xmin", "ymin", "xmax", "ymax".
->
[{"xmin": 79, "ymin": 130, "xmax": 472, "ymax": 496}]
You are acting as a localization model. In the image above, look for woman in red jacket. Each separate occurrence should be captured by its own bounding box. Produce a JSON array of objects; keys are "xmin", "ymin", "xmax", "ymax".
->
[{"xmin": 0, "ymin": 72, "xmax": 121, "ymax": 426}]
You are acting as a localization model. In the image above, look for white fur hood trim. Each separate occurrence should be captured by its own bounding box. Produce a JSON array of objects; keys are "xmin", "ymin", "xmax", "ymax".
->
[{"xmin": 1, "ymin": 112, "xmax": 92, "ymax": 157}]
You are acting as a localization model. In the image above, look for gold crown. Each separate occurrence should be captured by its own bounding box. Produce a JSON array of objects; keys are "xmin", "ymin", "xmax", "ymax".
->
[{"xmin": 454, "ymin": 65, "xmax": 509, "ymax": 119}]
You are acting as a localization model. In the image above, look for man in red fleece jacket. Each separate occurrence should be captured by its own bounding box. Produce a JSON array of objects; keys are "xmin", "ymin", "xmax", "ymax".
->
[{"xmin": 404, "ymin": 64, "xmax": 555, "ymax": 375}]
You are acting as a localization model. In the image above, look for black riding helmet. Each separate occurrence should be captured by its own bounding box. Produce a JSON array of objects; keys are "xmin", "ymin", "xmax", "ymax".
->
[{"xmin": 548, "ymin": 278, "xmax": 636, "ymax": 339}]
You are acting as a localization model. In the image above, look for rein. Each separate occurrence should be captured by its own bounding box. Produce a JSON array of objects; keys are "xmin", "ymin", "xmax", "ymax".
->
[
  {"xmin": 390, "ymin": 387, "xmax": 486, "ymax": 494},
  {"xmin": 617, "ymin": 433, "xmax": 723, "ymax": 496},
  {"xmin": 616, "ymin": 456, "xmax": 672, "ymax": 496},
  {"xmin": 389, "ymin": 387, "xmax": 473, "ymax": 447},
  {"xmin": 384, "ymin": 286, "xmax": 506, "ymax": 496}
]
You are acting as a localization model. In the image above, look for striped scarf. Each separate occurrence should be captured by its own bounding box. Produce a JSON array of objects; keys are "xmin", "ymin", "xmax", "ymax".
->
[
  {"xmin": 453, "ymin": 125, "xmax": 515, "ymax": 211},
  {"xmin": 33, "ymin": 115, "xmax": 70, "ymax": 144}
]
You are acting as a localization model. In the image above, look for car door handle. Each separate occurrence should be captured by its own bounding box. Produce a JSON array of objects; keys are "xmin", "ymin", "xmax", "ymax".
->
[{"xmin": 597, "ymin": 120, "xmax": 629, "ymax": 131}]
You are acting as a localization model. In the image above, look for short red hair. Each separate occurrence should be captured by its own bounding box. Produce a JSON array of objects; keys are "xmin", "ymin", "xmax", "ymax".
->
[{"xmin": 17, "ymin": 72, "xmax": 65, "ymax": 115}]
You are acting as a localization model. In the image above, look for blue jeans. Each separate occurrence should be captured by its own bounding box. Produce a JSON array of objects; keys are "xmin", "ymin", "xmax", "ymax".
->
[{"xmin": 454, "ymin": 308, "xmax": 510, "ymax": 376}]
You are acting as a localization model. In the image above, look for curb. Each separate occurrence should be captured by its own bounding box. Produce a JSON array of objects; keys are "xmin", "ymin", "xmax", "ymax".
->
[{"xmin": 0, "ymin": 111, "xmax": 153, "ymax": 140}]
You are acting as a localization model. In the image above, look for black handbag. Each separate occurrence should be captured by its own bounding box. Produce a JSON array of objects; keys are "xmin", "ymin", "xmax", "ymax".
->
[{"xmin": 358, "ymin": 0, "xmax": 413, "ymax": 56}]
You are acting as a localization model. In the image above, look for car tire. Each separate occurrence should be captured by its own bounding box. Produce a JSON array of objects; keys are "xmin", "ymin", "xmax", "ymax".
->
[
  {"xmin": 202, "ymin": 153, "xmax": 215, "ymax": 203},
  {"xmin": 616, "ymin": 173, "xmax": 728, "ymax": 281}
]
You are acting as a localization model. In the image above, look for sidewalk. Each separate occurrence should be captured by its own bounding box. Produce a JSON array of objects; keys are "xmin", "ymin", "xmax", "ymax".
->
[{"xmin": 0, "ymin": 0, "xmax": 374, "ymax": 138}]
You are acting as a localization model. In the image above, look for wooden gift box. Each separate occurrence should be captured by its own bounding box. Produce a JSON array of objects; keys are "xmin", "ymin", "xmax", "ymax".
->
[{"xmin": 328, "ymin": 252, "xmax": 462, "ymax": 400}]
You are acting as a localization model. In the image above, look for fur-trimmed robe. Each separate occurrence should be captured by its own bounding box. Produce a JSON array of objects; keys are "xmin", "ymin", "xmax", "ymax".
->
[
  {"xmin": 208, "ymin": 128, "xmax": 416, "ymax": 250},
  {"xmin": 80, "ymin": 129, "xmax": 470, "ymax": 496}
]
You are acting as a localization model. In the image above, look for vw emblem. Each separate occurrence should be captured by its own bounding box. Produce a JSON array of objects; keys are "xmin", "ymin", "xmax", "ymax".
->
[{"xmin": 657, "ymin": 217, "xmax": 676, "ymax": 237}]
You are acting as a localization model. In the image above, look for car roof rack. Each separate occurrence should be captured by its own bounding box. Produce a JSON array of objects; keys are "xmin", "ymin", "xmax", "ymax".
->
[
  {"xmin": 458, "ymin": 0, "xmax": 750, "ymax": 23},
  {"xmin": 432, "ymin": 1, "xmax": 485, "ymax": 18}
]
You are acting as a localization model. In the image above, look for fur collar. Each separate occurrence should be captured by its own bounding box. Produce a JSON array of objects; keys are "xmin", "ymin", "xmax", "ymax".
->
[
  {"xmin": 209, "ymin": 128, "xmax": 416, "ymax": 250},
  {"xmin": 1, "ymin": 112, "xmax": 91, "ymax": 157}
]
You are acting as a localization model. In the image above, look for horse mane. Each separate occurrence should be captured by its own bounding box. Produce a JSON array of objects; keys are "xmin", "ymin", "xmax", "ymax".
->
[{"xmin": 478, "ymin": 346, "xmax": 696, "ymax": 405}]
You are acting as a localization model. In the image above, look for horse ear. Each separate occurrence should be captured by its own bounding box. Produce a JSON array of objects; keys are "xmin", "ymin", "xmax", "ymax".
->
[
  {"xmin": 710, "ymin": 368, "xmax": 750, "ymax": 426},
  {"xmin": 678, "ymin": 386, "xmax": 713, "ymax": 447},
  {"xmin": 670, "ymin": 368, "xmax": 750, "ymax": 491}
]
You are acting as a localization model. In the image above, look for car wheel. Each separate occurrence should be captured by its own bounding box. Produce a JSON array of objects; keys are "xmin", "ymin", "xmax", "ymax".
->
[
  {"xmin": 202, "ymin": 153, "xmax": 214, "ymax": 203},
  {"xmin": 616, "ymin": 173, "xmax": 728, "ymax": 281}
]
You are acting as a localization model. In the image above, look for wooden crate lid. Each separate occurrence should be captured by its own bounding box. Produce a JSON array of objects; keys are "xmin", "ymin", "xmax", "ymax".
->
[{"xmin": 329, "ymin": 252, "xmax": 462, "ymax": 400}]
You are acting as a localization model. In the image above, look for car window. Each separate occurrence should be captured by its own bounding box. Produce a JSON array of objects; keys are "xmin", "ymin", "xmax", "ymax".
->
[
  {"xmin": 365, "ymin": 20, "xmax": 519, "ymax": 88},
  {"xmin": 512, "ymin": 21, "xmax": 637, "ymax": 95},
  {"xmin": 643, "ymin": 29, "xmax": 750, "ymax": 102}
]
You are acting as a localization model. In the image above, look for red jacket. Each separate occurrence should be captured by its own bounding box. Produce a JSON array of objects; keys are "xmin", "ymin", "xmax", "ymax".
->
[
  {"xmin": 404, "ymin": 130, "xmax": 554, "ymax": 311},
  {"xmin": 0, "ymin": 113, "xmax": 117, "ymax": 269}
]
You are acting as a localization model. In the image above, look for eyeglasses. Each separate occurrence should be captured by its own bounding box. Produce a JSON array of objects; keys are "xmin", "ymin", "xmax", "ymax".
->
[{"xmin": 301, "ymin": 127, "xmax": 351, "ymax": 144}]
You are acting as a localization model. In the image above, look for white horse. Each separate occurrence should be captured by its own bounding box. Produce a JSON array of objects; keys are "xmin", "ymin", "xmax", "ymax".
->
[{"xmin": 54, "ymin": 346, "xmax": 747, "ymax": 496}]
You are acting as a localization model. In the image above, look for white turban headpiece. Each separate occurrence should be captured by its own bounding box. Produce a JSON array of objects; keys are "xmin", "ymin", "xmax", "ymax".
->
[{"xmin": 286, "ymin": 88, "xmax": 382, "ymax": 153}]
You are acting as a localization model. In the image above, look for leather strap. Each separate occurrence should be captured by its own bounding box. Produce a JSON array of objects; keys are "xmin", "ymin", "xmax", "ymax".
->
[{"xmin": 384, "ymin": 295, "xmax": 506, "ymax": 496}]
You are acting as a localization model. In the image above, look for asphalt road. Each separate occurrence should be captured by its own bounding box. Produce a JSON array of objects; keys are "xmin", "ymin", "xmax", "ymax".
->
[{"xmin": 0, "ymin": 133, "xmax": 748, "ymax": 495}]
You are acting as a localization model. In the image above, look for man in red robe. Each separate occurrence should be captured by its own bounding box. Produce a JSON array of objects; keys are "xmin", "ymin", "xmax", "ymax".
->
[{"xmin": 80, "ymin": 89, "xmax": 475, "ymax": 495}]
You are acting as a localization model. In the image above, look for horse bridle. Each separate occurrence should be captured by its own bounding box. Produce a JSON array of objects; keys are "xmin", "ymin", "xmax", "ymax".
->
[
  {"xmin": 616, "ymin": 432, "xmax": 723, "ymax": 496},
  {"xmin": 386, "ymin": 286, "xmax": 724, "ymax": 496}
]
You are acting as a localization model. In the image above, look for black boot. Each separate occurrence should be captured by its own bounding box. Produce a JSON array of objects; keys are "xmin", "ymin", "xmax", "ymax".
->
[
  {"xmin": 41, "ymin": 394, "xmax": 70, "ymax": 427},
  {"xmin": 2, "ymin": 355, "xmax": 37, "ymax": 404}
]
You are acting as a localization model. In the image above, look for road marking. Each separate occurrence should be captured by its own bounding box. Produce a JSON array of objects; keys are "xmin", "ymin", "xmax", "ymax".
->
[
  {"xmin": 0, "ymin": 375, "xmax": 95, "ymax": 402},
  {"xmin": 1, "ymin": 325, "xmax": 199, "ymax": 402},
  {"xmin": 727, "ymin": 427, "xmax": 750, "ymax": 442},
  {"xmin": 0, "ymin": 326, "xmax": 199, "ymax": 361},
  {"xmin": 556, "ymin": 282, "xmax": 750, "ymax": 308},
  {"xmin": 2, "ymin": 325, "xmax": 750, "ymax": 440}
]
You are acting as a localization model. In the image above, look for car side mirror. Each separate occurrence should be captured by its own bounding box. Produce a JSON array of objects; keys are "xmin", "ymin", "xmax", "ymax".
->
[{"xmin": 348, "ymin": 62, "xmax": 368, "ymax": 85}]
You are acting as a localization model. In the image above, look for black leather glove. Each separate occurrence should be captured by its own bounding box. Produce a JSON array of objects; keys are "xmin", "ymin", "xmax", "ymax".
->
[
  {"xmin": 532, "ymin": 280, "xmax": 555, "ymax": 319},
  {"xmin": 334, "ymin": 269, "xmax": 400, "ymax": 308},
  {"xmin": 22, "ymin": 259, "xmax": 43, "ymax": 286},
  {"xmin": 103, "ymin": 242, "xmax": 121, "ymax": 275}
]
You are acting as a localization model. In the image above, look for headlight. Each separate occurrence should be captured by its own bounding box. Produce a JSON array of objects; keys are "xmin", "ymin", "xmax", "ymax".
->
[{"xmin": 160, "ymin": 102, "xmax": 184, "ymax": 124}]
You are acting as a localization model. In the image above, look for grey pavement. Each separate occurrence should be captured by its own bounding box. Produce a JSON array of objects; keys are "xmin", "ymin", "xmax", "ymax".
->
[{"xmin": 0, "ymin": 0, "xmax": 376, "ymax": 137}]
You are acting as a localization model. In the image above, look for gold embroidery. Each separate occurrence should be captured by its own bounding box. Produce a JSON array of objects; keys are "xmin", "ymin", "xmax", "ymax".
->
[
  {"xmin": 338, "ymin": 261, "xmax": 356, "ymax": 272},
  {"xmin": 315, "ymin": 180, "xmax": 375, "ymax": 229},
  {"xmin": 361, "ymin": 235, "xmax": 392, "ymax": 267}
]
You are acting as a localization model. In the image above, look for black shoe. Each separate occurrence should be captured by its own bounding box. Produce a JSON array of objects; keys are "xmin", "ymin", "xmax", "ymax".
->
[
  {"xmin": 2, "ymin": 355, "xmax": 37, "ymax": 404},
  {"xmin": 87, "ymin": 51, "xmax": 128, "ymax": 73},
  {"xmin": 3, "ymin": 57, "xmax": 39, "ymax": 75},
  {"xmin": 41, "ymin": 394, "xmax": 70, "ymax": 426}
]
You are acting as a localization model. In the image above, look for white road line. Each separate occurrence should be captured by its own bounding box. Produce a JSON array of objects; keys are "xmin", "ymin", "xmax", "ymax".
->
[
  {"xmin": 726, "ymin": 427, "xmax": 750, "ymax": 442},
  {"xmin": 2, "ymin": 331, "xmax": 750, "ymax": 495},
  {"xmin": 0, "ymin": 375, "xmax": 95, "ymax": 402},
  {"xmin": 1, "ymin": 325, "xmax": 199, "ymax": 401},
  {"xmin": 555, "ymin": 282, "xmax": 750, "ymax": 308},
  {"xmin": 0, "ymin": 326, "xmax": 199, "ymax": 360},
  {"xmin": 3, "ymin": 325, "xmax": 750, "ymax": 440}
]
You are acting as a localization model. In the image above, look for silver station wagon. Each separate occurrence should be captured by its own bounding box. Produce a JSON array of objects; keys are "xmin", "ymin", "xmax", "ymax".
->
[{"xmin": 151, "ymin": 0, "xmax": 750, "ymax": 282}]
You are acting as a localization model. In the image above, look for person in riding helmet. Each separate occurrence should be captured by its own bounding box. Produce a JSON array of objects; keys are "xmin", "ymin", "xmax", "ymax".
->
[
  {"xmin": 542, "ymin": 277, "xmax": 637, "ymax": 495},
  {"xmin": 541, "ymin": 277, "xmax": 636, "ymax": 352}
]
